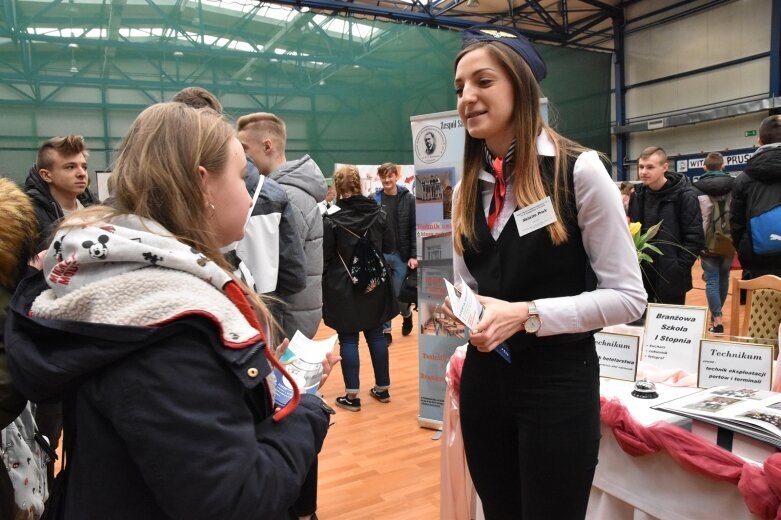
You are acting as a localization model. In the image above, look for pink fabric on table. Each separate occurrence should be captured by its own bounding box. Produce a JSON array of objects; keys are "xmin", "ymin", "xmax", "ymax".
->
[
  {"xmin": 447, "ymin": 346, "xmax": 466, "ymax": 399},
  {"xmin": 601, "ymin": 396, "xmax": 781, "ymax": 519},
  {"xmin": 440, "ymin": 346, "xmax": 474, "ymax": 520},
  {"xmin": 775, "ymin": 365, "xmax": 781, "ymax": 393},
  {"xmin": 636, "ymin": 360, "xmax": 697, "ymax": 387}
]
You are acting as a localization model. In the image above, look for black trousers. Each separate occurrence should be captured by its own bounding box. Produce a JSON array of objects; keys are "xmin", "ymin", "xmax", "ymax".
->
[{"xmin": 459, "ymin": 338, "xmax": 601, "ymax": 520}]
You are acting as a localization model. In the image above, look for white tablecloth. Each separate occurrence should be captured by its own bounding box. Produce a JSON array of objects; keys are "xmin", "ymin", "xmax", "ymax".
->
[{"xmin": 588, "ymin": 379, "xmax": 762, "ymax": 520}]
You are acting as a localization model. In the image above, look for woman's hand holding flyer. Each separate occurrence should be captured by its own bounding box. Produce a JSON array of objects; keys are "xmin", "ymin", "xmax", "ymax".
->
[{"xmin": 444, "ymin": 278, "xmax": 512, "ymax": 363}]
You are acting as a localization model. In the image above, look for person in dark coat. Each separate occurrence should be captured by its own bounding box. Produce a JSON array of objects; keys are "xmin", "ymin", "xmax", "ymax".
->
[
  {"xmin": 22, "ymin": 136, "xmax": 99, "ymax": 490},
  {"xmin": 731, "ymin": 114, "xmax": 781, "ymax": 278},
  {"xmin": 23, "ymin": 135, "xmax": 97, "ymax": 251},
  {"xmin": 373, "ymin": 162, "xmax": 417, "ymax": 344},
  {"xmin": 322, "ymin": 165, "xmax": 398, "ymax": 412},
  {"xmin": 5, "ymin": 103, "xmax": 331, "ymax": 520},
  {"xmin": 628, "ymin": 146, "xmax": 704, "ymax": 305},
  {"xmin": 693, "ymin": 152, "xmax": 736, "ymax": 335}
]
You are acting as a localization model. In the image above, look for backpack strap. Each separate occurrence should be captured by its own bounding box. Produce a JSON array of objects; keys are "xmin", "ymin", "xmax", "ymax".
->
[
  {"xmin": 713, "ymin": 195, "xmax": 725, "ymax": 223},
  {"xmin": 333, "ymin": 222, "xmax": 369, "ymax": 240},
  {"xmin": 336, "ymin": 249, "xmax": 352, "ymax": 280},
  {"xmin": 712, "ymin": 193, "xmax": 732, "ymax": 227},
  {"xmin": 330, "ymin": 222, "xmax": 367, "ymax": 283}
]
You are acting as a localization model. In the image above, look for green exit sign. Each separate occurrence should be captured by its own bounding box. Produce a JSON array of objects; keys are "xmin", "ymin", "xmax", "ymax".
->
[{"xmin": 745, "ymin": 129, "xmax": 757, "ymax": 137}]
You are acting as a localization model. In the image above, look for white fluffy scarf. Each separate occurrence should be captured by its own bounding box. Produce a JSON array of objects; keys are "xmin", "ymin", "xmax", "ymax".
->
[{"xmin": 32, "ymin": 214, "xmax": 260, "ymax": 346}]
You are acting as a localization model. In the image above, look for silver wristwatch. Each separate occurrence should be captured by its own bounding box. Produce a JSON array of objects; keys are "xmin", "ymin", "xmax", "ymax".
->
[{"xmin": 524, "ymin": 301, "xmax": 541, "ymax": 334}]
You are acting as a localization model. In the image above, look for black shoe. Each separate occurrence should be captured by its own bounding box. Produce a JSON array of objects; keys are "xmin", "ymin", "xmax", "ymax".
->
[
  {"xmin": 402, "ymin": 314, "xmax": 413, "ymax": 336},
  {"xmin": 384, "ymin": 332, "xmax": 392, "ymax": 346},
  {"xmin": 335, "ymin": 395, "xmax": 361, "ymax": 412},
  {"xmin": 370, "ymin": 387, "xmax": 391, "ymax": 403},
  {"xmin": 708, "ymin": 324, "xmax": 725, "ymax": 336}
]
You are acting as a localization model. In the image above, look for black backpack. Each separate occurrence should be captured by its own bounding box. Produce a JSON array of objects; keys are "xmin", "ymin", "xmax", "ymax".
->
[
  {"xmin": 334, "ymin": 224, "xmax": 388, "ymax": 294},
  {"xmin": 397, "ymin": 269, "xmax": 418, "ymax": 305}
]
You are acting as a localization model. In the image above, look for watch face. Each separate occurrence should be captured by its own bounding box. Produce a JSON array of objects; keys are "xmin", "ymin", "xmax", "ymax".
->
[{"xmin": 525, "ymin": 315, "xmax": 541, "ymax": 333}]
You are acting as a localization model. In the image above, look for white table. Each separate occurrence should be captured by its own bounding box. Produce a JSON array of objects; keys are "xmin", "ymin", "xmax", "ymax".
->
[{"xmin": 588, "ymin": 379, "xmax": 762, "ymax": 520}]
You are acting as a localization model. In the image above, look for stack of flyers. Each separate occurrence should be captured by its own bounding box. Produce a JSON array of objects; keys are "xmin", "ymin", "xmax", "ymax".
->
[
  {"xmin": 274, "ymin": 331, "xmax": 338, "ymax": 406},
  {"xmin": 443, "ymin": 278, "xmax": 511, "ymax": 363}
]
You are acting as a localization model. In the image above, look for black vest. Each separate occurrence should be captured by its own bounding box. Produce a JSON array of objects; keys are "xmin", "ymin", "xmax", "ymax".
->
[{"xmin": 462, "ymin": 156, "xmax": 597, "ymax": 349}]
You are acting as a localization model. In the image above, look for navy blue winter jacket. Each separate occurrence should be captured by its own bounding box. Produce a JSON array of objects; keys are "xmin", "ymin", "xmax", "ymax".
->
[{"xmin": 5, "ymin": 271, "xmax": 330, "ymax": 520}]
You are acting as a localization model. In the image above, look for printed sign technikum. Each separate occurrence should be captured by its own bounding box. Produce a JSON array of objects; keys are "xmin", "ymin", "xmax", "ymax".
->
[{"xmin": 410, "ymin": 111, "xmax": 464, "ymax": 429}]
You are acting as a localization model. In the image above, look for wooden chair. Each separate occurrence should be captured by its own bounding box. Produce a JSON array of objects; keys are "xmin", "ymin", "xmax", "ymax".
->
[{"xmin": 730, "ymin": 275, "xmax": 781, "ymax": 349}]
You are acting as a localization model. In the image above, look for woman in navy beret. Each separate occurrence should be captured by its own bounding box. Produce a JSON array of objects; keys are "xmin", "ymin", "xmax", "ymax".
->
[{"xmin": 448, "ymin": 25, "xmax": 647, "ymax": 519}]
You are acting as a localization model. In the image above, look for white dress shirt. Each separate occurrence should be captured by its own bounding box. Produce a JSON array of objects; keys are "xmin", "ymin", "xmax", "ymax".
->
[{"xmin": 453, "ymin": 130, "xmax": 647, "ymax": 337}]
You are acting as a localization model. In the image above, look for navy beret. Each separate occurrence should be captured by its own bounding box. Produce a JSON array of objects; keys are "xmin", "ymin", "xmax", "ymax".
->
[{"xmin": 461, "ymin": 24, "xmax": 547, "ymax": 82}]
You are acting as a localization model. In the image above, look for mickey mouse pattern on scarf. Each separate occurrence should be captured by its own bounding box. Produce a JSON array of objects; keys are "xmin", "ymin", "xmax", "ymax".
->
[{"xmin": 43, "ymin": 214, "xmax": 232, "ymax": 298}]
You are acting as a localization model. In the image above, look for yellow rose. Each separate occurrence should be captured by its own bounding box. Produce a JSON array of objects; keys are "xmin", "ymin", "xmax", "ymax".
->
[{"xmin": 629, "ymin": 222, "xmax": 641, "ymax": 236}]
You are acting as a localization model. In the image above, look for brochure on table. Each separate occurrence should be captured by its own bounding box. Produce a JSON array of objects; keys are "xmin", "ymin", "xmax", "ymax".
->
[
  {"xmin": 641, "ymin": 303, "xmax": 708, "ymax": 373},
  {"xmin": 595, "ymin": 332, "xmax": 640, "ymax": 382},
  {"xmin": 698, "ymin": 339, "xmax": 773, "ymax": 390},
  {"xmin": 273, "ymin": 331, "xmax": 337, "ymax": 406},
  {"xmin": 653, "ymin": 386, "xmax": 781, "ymax": 449}
]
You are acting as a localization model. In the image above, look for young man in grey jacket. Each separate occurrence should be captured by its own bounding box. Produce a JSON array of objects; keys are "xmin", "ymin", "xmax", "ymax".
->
[{"xmin": 238, "ymin": 112, "xmax": 327, "ymax": 340}]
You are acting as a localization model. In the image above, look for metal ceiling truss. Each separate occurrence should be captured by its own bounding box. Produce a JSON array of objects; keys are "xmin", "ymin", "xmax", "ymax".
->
[
  {"xmin": 262, "ymin": 0, "xmax": 622, "ymax": 52},
  {"xmin": 3, "ymin": 0, "xmax": 765, "ymax": 178},
  {"xmin": 0, "ymin": 28, "xmax": 432, "ymax": 105},
  {"xmin": 0, "ymin": 0, "xmax": 690, "ymax": 157}
]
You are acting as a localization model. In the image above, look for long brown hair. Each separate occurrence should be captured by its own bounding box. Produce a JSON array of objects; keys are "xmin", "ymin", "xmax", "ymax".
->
[
  {"xmin": 59, "ymin": 103, "xmax": 275, "ymax": 338},
  {"xmin": 451, "ymin": 41, "xmax": 587, "ymax": 255},
  {"xmin": 110, "ymin": 102, "xmax": 231, "ymax": 255}
]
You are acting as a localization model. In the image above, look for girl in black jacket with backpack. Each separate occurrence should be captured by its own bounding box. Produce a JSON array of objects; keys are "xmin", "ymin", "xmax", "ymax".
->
[{"xmin": 322, "ymin": 165, "xmax": 398, "ymax": 412}]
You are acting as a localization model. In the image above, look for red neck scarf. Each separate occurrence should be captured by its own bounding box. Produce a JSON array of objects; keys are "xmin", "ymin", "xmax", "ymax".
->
[{"xmin": 487, "ymin": 155, "xmax": 507, "ymax": 230}]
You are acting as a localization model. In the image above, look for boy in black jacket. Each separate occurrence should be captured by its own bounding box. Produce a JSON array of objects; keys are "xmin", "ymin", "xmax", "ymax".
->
[
  {"xmin": 731, "ymin": 115, "xmax": 781, "ymax": 278},
  {"xmin": 628, "ymin": 146, "xmax": 704, "ymax": 306}
]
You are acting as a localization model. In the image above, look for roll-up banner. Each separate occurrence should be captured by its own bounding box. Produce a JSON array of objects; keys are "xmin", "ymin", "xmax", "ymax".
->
[
  {"xmin": 410, "ymin": 101, "xmax": 548, "ymax": 429},
  {"xmin": 410, "ymin": 110, "xmax": 465, "ymax": 430}
]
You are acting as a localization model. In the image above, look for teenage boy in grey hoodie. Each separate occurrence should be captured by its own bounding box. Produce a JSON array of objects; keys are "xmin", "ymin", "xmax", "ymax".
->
[{"xmin": 238, "ymin": 112, "xmax": 327, "ymax": 340}]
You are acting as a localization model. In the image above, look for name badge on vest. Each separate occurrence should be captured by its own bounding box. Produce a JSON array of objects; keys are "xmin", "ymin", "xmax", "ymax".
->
[{"xmin": 513, "ymin": 196, "xmax": 558, "ymax": 238}]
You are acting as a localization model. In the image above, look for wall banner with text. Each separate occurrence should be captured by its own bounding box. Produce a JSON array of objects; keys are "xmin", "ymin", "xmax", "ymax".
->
[{"xmin": 411, "ymin": 110, "xmax": 465, "ymax": 430}]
